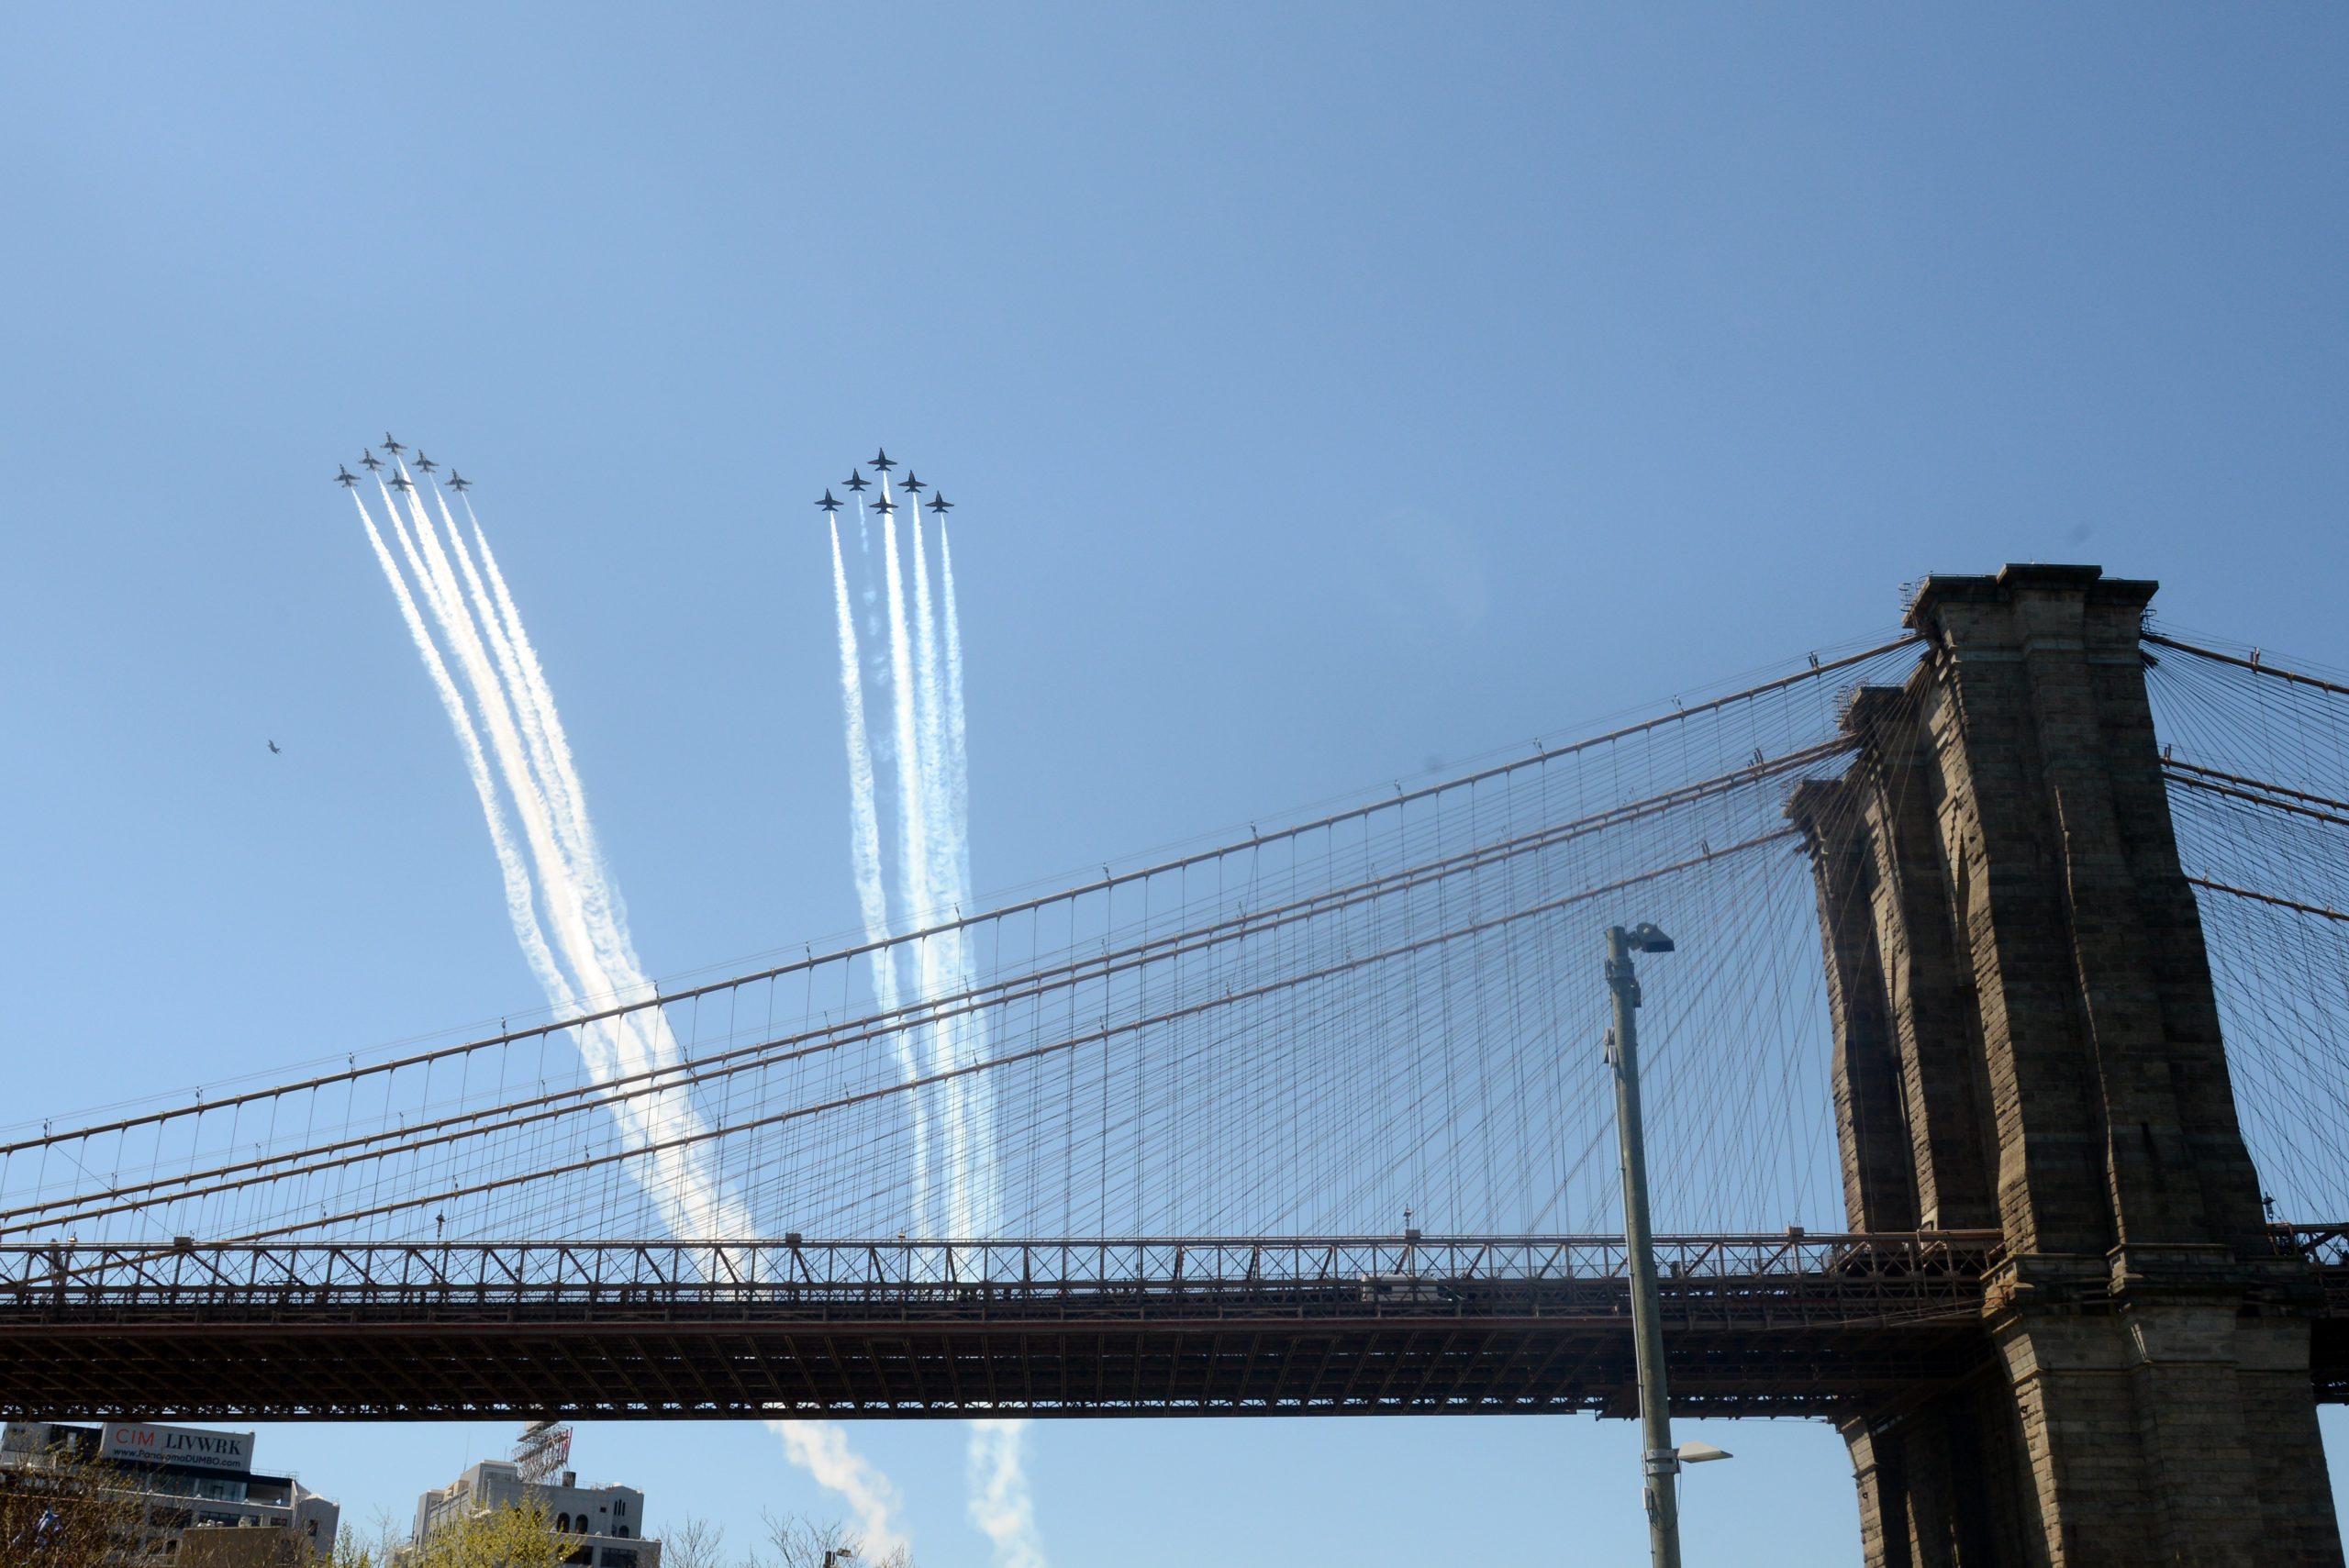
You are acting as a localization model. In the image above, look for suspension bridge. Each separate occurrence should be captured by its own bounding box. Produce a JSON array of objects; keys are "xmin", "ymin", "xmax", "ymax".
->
[{"xmin": 4, "ymin": 565, "xmax": 2345, "ymax": 1563}]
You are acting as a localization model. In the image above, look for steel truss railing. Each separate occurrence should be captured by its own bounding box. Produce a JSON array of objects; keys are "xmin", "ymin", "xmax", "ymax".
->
[{"xmin": 0, "ymin": 1231, "xmax": 2002, "ymax": 1326}]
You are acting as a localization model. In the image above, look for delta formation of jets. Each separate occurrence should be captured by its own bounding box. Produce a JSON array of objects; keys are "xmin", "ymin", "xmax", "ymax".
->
[
  {"xmin": 343, "ymin": 436, "xmax": 952, "ymax": 521},
  {"xmin": 816, "ymin": 447, "xmax": 956, "ymax": 519},
  {"xmin": 335, "ymin": 434, "xmax": 468, "ymax": 495}
]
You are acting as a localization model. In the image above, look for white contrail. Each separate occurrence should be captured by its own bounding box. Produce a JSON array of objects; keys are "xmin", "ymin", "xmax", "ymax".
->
[
  {"xmin": 940, "ymin": 525, "xmax": 973, "ymax": 902},
  {"xmin": 374, "ymin": 468, "xmax": 747, "ymax": 1239},
  {"xmin": 767, "ymin": 1419, "xmax": 913, "ymax": 1562},
  {"xmin": 831, "ymin": 517, "xmax": 931, "ymax": 1235},
  {"xmin": 351, "ymin": 491, "xmax": 572, "ymax": 1018},
  {"xmin": 966, "ymin": 1419, "xmax": 1047, "ymax": 1568},
  {"xmin": 905, "ymin": 511, "xmax": 979, "ymax": 1235},
  {"xmin": 877, "ymin": 478, "xmax": 973, "ymax": 1233},
  {"xmin": 930, "ymin": 522, "xmax": 996, "ymax": 1231},
  {"xmin": 433, "ymin": 501, "xmax": 725, "ymax": 1204},
  {"xmin": 363, "ymin": 459, "xmax": 909, "ymax": 1536}
]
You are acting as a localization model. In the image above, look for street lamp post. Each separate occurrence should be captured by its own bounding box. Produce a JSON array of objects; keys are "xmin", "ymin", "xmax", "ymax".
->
[{"xmin": 1606, "ymin": 921, "xmax": 1681, "ymax": 1568}]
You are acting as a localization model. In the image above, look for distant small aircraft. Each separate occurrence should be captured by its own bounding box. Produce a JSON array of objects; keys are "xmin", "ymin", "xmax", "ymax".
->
[
  {"xmin": 268, "ymin": 740, "xmax": 281, "ymax": 755},
  {"xmin": 868, "ymin": 447, "xmax": 895, "ymax": 473},
  {"xmin": 842, "ymin": 470, "xmax": 870, "ymax": 493},
  {"xmin": 815, "ymin": 490, "xmax": 842, "ymax": 514},
  {"xmin": 389, "ymin": 469, "xmax": 415, "ymax": 492},
  {"xmin": 359, "ymin": 450, "xmax": 384, "ymax": 472},
  {"xmin": 335, "ymin": 465, "xmax": 359, "ymax": 488},
  {"xmin": 872, "ymin": 494, "xmax": 896, "ymax": 516},
  {"xmin": 413, "ymin": 450, "xmax": 438, "ymax": 474},
  {"xmin": 381, "ymin": 432, "xmax": 405, "ymax": 455},
  {"xmin": 899, "ymin": 470, "xmax": 924, "ymax": 495},
  {"xmin": 447, "ymin": 471, "xmax": 472, "ymax": 493},
  {"xmin": 927, "ymin": 492, "xmax": 952, "ymax": 516}
]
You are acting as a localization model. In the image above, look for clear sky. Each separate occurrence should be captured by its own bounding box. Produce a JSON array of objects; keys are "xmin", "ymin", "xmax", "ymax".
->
[{"xmin": 4, "ymin": 5, "xmax": 2347, "ymax": 1563}]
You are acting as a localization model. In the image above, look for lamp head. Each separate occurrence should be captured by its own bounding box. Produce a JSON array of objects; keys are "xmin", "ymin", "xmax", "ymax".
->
[{"xmin": 1624, "ymin": 922, "xmax": 1675, "ymax": 953}]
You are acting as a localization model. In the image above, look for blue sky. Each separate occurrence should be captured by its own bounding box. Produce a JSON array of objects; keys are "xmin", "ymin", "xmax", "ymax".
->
[{"xmin": 3, "ymin": 5, "xmax": 2346, "ymax": 1562}]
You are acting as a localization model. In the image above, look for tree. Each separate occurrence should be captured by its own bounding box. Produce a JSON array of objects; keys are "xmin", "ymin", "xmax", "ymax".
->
[
  {"xmin": 403, "ymin": 1499, "xmax": 571, "ymax": 1568},
  {"xmin": 660, "ymin": 1515, "xmax": 729, "ymax": 1568},
  {"xmin": 0, "ymin": 1444, "xmax": 164, "ymax": 1568}
]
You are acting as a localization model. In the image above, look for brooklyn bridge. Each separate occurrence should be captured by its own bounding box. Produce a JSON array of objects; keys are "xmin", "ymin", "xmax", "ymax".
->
[{"xmin": 3, "ymin": 566, "xmax": 2344, "ymax": 1564}]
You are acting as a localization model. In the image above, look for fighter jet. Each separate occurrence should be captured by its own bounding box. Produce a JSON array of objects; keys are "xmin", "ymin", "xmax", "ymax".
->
[
  {"xmin": 359, "ymin": 450, "xmax": 384, "ymax": 472},
  {"xmin": 268, "ymin": 740, "xmax": 281, "ymax": 755},
  {"xmin": 899, "ymin": 470, "xmax": 924, "ymax": 495},
  {"xmin": 389, "ymin": 469, "xmax": 415, "ymax": 493},
  {"xmin": 927, "ymin": 491, "xmax": 953, "ymax": 516},
  {"xmin": 447, "ymin": 471, "xmax": 472, "ymax": 493},
  {"xmin": 841, "ymin": 470, "xmax": 870, "ymax": 494},
  {"xmin": 872, "ymin": 494, "xmax": 896, "ymax": 516},
  {"xmin": 868, "ymin": 447, "xmax": 895, "ymax": 473},
  {"xmin": 413, "ymin": 450, "xmax": 438, "ymax": 474},
  {"xmin": 381, "ymin": 432, "xmax": 406, "ymax": 455},
  {"xmin": 815, "ymin": 490, "xmax": 842, "ymax": 514},
  {"xmin": 335, "ymin": 464, "xmax": 359, "ymax": 488}
]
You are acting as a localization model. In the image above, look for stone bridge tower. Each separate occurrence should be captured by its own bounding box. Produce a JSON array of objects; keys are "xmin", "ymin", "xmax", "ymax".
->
[{"xmin": 1787, "ymin": 565, "xmax": 2341, "ymax": 1566}]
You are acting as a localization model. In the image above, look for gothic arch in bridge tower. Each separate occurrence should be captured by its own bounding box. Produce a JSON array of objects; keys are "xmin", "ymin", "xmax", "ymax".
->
[{"xmin": 1788, "ymin": 564, "xmax": 2342, "ymax": 1568}]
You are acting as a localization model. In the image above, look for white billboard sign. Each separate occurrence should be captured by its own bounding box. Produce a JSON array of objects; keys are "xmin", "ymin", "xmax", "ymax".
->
[{"xmin": 102, "ymin": 1421, "xmax": 255, "ymax": 1474}]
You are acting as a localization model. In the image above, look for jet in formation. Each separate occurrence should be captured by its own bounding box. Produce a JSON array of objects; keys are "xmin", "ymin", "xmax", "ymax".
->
[
  {"xmin": 389, "ymin": 470, "xmax": 415, "ymax": 493},
  {"xmin": 872, "ymin": 494, "xmax": 896, "ymax": 517},
  {"xmin": 842, "ymin": 469, "xmax": 870, "ymax": 493},
  {"xmin": 448, "ymin": 471, "xmax": 472, "ymax": 494},
  {"xmin": 413, "ymin": 450, "xmax": 438, "ymax": 474},
  {"xmin": 359, "ymin": 450, "xmax": 384, "ymax": 472},
  {"xmin": 335, "ymin": 465, "xmax": 359, "ymax": 488},
  {"xmin": 927, "ymin": 492, "xmax": 953, "ymax": 516},
  {"xmin": 900, "ymin": 470, "xmax": 924, "ymax": 495},
  {"xmin": 381, "ymin": 432, "xmax": 405, "ymax": 455},
  {"xmin": 815, "ymin": 490, "xmax": 842, "ymax": 514},
  {"xmin": 869, "ymin": 448, "xmax": 895, "ymax": 473}
]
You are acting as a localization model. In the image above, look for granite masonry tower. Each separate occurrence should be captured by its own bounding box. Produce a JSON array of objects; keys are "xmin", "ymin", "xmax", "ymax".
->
[{"xmin": 1787, "ymin": 565, "xmax": 2341, "ymax": 1566}]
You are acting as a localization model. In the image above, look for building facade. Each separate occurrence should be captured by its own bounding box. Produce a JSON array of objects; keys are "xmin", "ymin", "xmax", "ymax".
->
[
  {"xmin": 409, "ymin": 1458, "xmax": 657, "ymax": 1568},
  {"xmin": 0, "ymin": 1418, "xmax": 340, "ymax": 1561}
]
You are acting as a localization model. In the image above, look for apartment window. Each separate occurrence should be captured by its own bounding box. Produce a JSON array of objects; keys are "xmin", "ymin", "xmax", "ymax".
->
[{"xmin": 557, "ymin": 1514, "xmax": 572, "ymax": 1533}]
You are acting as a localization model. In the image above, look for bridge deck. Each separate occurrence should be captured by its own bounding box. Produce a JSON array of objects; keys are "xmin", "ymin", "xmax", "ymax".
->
[{"xmin": 0, "ymin": 1231, "xmax": 2339, "ymax": 1419}]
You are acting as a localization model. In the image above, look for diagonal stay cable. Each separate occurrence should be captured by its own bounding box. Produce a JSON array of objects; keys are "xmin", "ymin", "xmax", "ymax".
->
[
  {"xmin": 1, "ymin": 638, "xmax": 1916, "ymax": 1161},
  {"xmin": 224, "ymin": 832, "xmax": 1802, "ymax": 1241},
  {"xmin": 6, "ymin": 744, "xmax": 1852, "ymax": 1229}
]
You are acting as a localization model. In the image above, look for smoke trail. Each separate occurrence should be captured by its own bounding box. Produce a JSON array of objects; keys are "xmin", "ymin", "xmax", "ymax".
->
[
  {"xmin": 372, "ymin": 468, "xmax": 748, "ymax": 1238},
  {"xmin": 876, "ymin": 479, "xmax": 976, "ymax": 1234},
  {"xmin": 767, "ymin": 1419, "xmax": 912, "ymax": 1562},
  {"xmin": 940, "ymin": 526, "xmax": 973, "ymax": 902},
  {"xmin": 831, "ymin": 517, "xmax": 931, "ymax": 1234},
  {"xmin": 930, "ymin": 524, "xmax": 996, "ymax": 1230},
  {"xmin": 904, "ymin": 511, "xmax": 979, "ymax": 1234},
  {"xmin": 432, "ymin": 502, "xmax": 740, "ymax": 1232},
  {"xmin": 351, "ymin": 492, "xmax": 572, "ymax": 1019},
  {"xmin": 967, "ymin": 1419, "xmax": 1047, "ymax": 1568}
]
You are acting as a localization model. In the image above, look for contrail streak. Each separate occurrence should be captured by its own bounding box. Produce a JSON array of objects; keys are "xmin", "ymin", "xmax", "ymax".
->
[
  {"xmin": 351, "ymin": 492, "xmax": 571, "ymax": 1021},
  {"xmin": 768, "ymin": 1418, "xmax": 913, "ymax": 1562},
  {"xmin": 832, "ymin": 517, "xmax": 931, "ymax": 1234},
  {"xmin": 907, "ymin": 512, "xmax": 978, "ymax": 1235},
  {"xmin": 370, "ymin": 467, "xmax": 747, "ymax": 1239},
  {"xmin": 967, "ymin": 1419, "xmax": 1048, "ymax": 1568},
  {"xmin": 941, "ymin": 525, "xmax": 973, "ymax": 901},
  {"xmin": 931, "ymin": 522, "xmax": 996, "ymax": 1231}
]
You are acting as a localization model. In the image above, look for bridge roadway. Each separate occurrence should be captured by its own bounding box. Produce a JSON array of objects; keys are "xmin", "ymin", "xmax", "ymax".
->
[{"xmin": 0, "ymin": 1230, "xmax": 2342, "ymax": 1421}]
